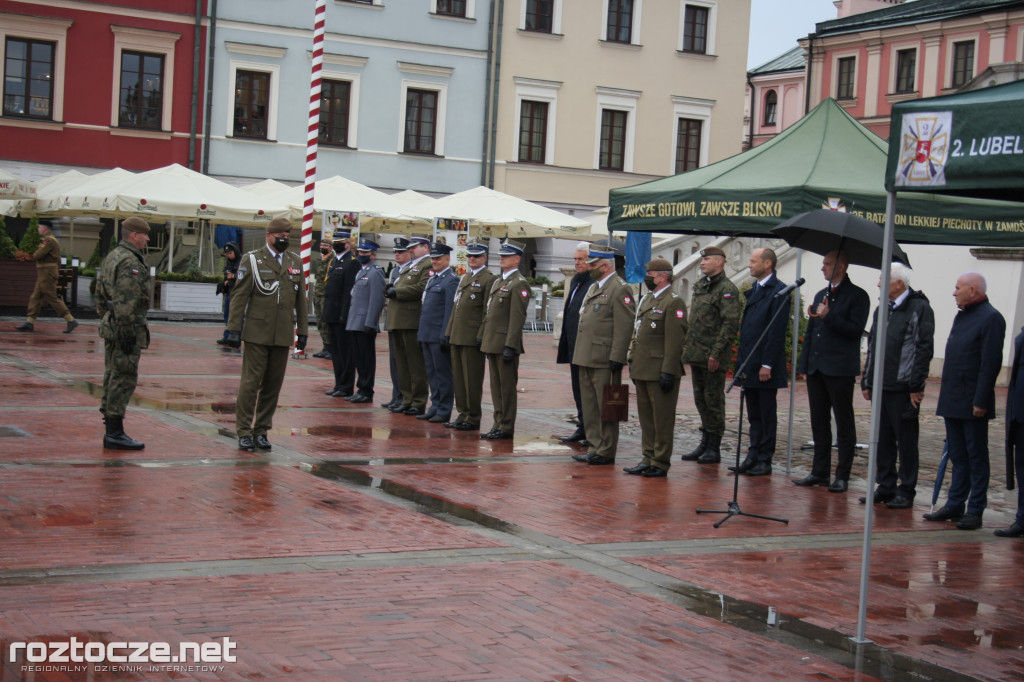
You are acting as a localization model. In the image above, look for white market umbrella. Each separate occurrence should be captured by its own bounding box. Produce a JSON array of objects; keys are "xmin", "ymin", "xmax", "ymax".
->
[
  {"xmin": 40, "ymin": 168, "xmax": 138, "ymax": 216},
  {"xmin": 275, "ymin": 175, "xmax": 431, "ymax": 233},
  {"xmin": 423, "ymin": 186, "xmax": 591, "ymax": 239},
  {"xmin": 0, "ymin": 168, "xmax": 37, "ymax": 201}
]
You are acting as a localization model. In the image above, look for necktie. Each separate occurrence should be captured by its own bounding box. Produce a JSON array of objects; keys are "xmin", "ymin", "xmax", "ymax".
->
[{"xmin": 888, "ymin": 300, "xmax": 896, "ymax": 311}]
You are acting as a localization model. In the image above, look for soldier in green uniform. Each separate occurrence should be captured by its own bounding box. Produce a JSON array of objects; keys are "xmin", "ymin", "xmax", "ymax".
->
[
  {"xmin": 94, "ymin": 216, "xmax": 151, "ymax": 450},
  {"xmin": 226, "ymin": 217, "xmax": 309, "ymax": 451},
  {"xmin": 383, "ymin": 236, "xmax": 432, "ymax": 414},
  {"xmin": 571, "ymin": 244, "xmax": 636, "ymax": 464},
  {"xmin": 680, "ymin": 246, "xmax": 741, "ymax": 464},
  {"xmin": 479, "ymin": 239, "xmax": 530, "ymax": 439},
  {"xmin": 623, "ymin": 258, "xmax": 688, "ymax": 477},
  {"xmin": 310, "ymin": 240, "xmax": 332, "ymax": 358},
  {"xmin": 444, "ymin": 239, "xmax": 497, "ymax": 431},
  {"xmin": 15, "ymin": 219, "xmax": 78, "ymax": 333}
]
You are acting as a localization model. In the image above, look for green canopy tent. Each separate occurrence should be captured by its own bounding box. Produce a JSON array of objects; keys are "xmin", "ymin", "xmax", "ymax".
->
[{"xmin": 609, "ymin": 98, "xmax": 1022, "ymax": 245}]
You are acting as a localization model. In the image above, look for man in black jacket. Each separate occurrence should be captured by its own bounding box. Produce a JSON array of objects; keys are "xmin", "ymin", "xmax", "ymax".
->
[
  {"xmin": 793, "ymin": 251, "xmax": 870, "ymax": 493},
  {"xmin": 995, "ymin": 323, "xmax": 1024, "ymax": 538},
  {"xmin": 732, "ymin": 248, "xmax": 789, "ymax": 477},
  {"xmin": 323, "ymin": 230, "xmax": 361, "ymax": 397},
  {"xmin": 555, "ymin": 243, "xmax": 592, "ymax": 443},
  {"xmin": 926, "ymin": 272, "xmax": 1005, "ymax": 530},
  {"xmin": 861, "ymin": 263, "xmax": 934, "ymax": 509}
]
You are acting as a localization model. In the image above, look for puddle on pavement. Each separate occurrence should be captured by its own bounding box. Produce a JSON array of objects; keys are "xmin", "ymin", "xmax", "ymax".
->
[{"xmin": 70, "ymin": 379, "xmax": 234, "ymax": 413}]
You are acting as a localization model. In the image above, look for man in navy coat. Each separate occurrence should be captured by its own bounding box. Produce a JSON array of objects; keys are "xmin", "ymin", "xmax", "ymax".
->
[
  {"xmin": 555, "ymin": 242, "xmax": 593, "ymax": 443},
  {"xmin": 995, "ymin": 323, "xmax": 1024, "ymax": 537},
  {"xmin": 417, "ymin": 242, "xmax": 459, "ymax": 423},
  {"xmin": 731, "ymin": 248, "xmax": 789, "ymax": 477},
  {"xmin": 926, "ymin": 272, "xmax": 1005, "ymax": 531}
]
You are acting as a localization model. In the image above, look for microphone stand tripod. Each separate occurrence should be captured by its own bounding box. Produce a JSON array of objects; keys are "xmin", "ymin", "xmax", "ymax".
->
[{"xmin": 696, "ymin": 288, "xmax": 795, "ymax": 528}]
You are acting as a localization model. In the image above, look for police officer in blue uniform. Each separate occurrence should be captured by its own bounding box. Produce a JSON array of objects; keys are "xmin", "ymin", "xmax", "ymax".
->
[
  {"xmin": 345, "ymin": 238, "xmax": 386, "ymax": 403},
  {"xmin": 417, "ymin": 242, "xmax": 459, "ymax": 423}
]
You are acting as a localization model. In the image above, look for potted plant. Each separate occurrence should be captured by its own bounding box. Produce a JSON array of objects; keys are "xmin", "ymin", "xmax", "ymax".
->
[
  {"xmin": 157, "ymin": 253, "xmax": 224, "ymax": 313},
  {"xmin": 0, "ymin": 217, "xmax": 38, "ymax": 307}
]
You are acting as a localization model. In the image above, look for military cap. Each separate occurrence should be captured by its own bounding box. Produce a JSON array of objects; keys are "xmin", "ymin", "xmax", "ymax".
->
[
  {"xmin": 646, "ymin": 257, "xmax": 673, "ymax": 272},
  {"xmin": 430, "ymin": 242, "xmax": 453, "ymax": 257},
  {"xmin": 700, "ymin": 246, "xmax": 726, "ymax": 258},
  {"xmin": 357, "ymin": 238, "xmax": 379, "ymax": 252},
  {"xmin": 409, "ymin": 236, "xmax": 431, "ymax": 247},
  {"xmin": 587, "ymin": 244, "xmax": 616, "ymax": 263},
  {"xmin": 332, "ymin": 229, "xmax": 351, "ymax": 242},
  {"xmin": 393, "ymin": 237, "xmax": 411, "ymax": 252},
  {"xmin": 498, "ymin": 239, "xmax": 525, "ymax": 256},
  {"xmin": 465, "ymin": 239, "xmax": 488, "ymax": 256},
  {"xmin": 267, "ymin": 217, "xmax": 292, "ymax": 233},
  {"xmin": 122, "ymin": 216, "xmax": 151, "ymax": 235}
]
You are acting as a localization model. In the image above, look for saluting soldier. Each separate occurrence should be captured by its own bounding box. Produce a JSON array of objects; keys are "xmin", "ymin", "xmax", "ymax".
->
[
  {"xmin": 479, "ymin": 239, "xmax": 531, "ymax": 440},
  {"xmin": 680, "ymin": 246, "xmax": 742, "ymax": 464},
  {"xmin": 310, "ymin": 239, "xmax": 332, "ymax": 358},
  {"xmin": 571, "ymin": 244, "xmax": 636, "ymax": 465},
  {"xmin": 417, "ymin": 242, "xmax": 459, "ymax": 423},
  {"xmin": 226, "ymin": 217, "xmax": 309, "ymax": 451},
  {"xmin": 382, "ymin": 238, "xmax": 411, "ymax": 409},
  {"xmin": 444, "ymin": 239, "xmax": 497, "ymax": 431},
  {"xmin": 623, "ymin": 258, "xmax": 688, "ymax": 477},
  {"xmin": 15, "ymin": 219, "xmax": 79, "ymax": 334},
  {"xmin": 384, "ymin": 236, "xmax": 432, "ymax": 415},
  {"xmin": 344, "ymin": 238, "xmax": 386, "ymax": 403},
  {"xmin": 95, "ymin": 216, "xmax": 151, "ymax": 450},
  {"xmin": 322, "ymin": 230, "xmax": 361, "ymax": 397}
]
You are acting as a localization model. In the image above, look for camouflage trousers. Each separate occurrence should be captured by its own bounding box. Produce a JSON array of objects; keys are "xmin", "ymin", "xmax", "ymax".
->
[
  {"xmin": 100, "ymin": 338, "xmax": 141, "ymax": 418},
  {"xmin": 689, "ymin": 363, "xmax": 727, "ymax": 436}
]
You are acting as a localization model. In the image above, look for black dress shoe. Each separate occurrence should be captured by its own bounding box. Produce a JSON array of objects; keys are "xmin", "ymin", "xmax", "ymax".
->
[
  {"xmin": 216, "ymin": 338, "xmax": 227, "ymax": 345},
  {"xmin": 859, "ymin": 489, "xmax": 895, "ymax": 504},
  {"xmin": 444, "ymin": 421, "xmax": 463, "ymax": 428},
  {"xmin": 380, "ymin": 401, "xmax": 396, "ymax": 409},
  {"xmin": 828, "ymin": 479, "xmax": 848, "ymax": 493},
  {"xmin": 572, "ymin": 453, "xmax": 592, "ymax": 462},
  {"xmin": 485, "ymin": 430, "xmax": 513, "ymax": 440},
  {"xmin": 622, "ymin": 462, "xmax": 649, "ymax": 475},
  {"xmin": 326, "ymin": 388, "xmax": 341, "ymax": 395},
  {"xmin": 747, "ymin": 462, "xmax": 772, "ymax": 476},
  {"xmin": 254, "ymin": 435, "xmax": 272, "ymax": 450},
  {"xmin": 238, "ymin": 436, "xmax": 254, "ymax": 451},
  {"xmin": 641, "ymin": 466, "xmax": 667, "ymax": 478},
  {"xmin": 923, "ymin": 506, "xmax": 964, "ymax": 522},
  {"xmin": 349, "ymin": 394, "xmax": 372, "ymax": 404},
  {"xmin": 390, "ymin": 404, "xmax": 411, "ymax": 413},
  {"xmin": 337, "ymin": 391, "xmax": 354, "ymax": 399},
  {"xmin": 586, "ymin": 454, "xmax": 615, "ymax": 465},
  {"xmin": 884, "ymin": 496, "xmax": 913, "ymax": 509},
  {"xmin": 404, "ymin": 407, "xmax": 425, "ymax": 416},
  {"xmin": 696, "ymin": 451, "xmax": 720, "ymax": 464},
  {"xmin": 428, "ymin": 414, "xmax": 448, "ymax": 423},
  {"xmin": 63, "ymin": 320, "xmax": 79, "ymax": 334},
  {"xmin": 956, "ymin": 513, "xmax": 983, "ymax": 530},
  {"xmin": 416, "ymin": 413, "xmax": 434, "ymax": 421},
  {"xmin": 15, "ymin": 322, "xmax": 34, "ymax": 332},
  {"xmin": 579, "ymin": 439, "xmax": 592, "ymax": 447},
  {"xmin": 792, "ymin": 474, "xmax": 829, "ymax": 487},
  {"xmin": 994, "ymin": 522, "xmax": 1024, "ymax": 537},
  {"xmin": 480, "ymin": 429, "xmax": 499, "ymax": 439},
  {"xmin": 558, "ymin": 429, "xmax": 586, "ymax": 443},
  {"xmin": 455, "ymin": 422, "xmax": 479, "ymax": 431},
  {"xmin": 727, "ymin": 458, "xmax": 755, "ymax": 474}
]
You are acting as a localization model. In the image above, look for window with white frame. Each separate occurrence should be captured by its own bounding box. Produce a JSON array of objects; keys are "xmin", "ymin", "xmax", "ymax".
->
[
  {"xmin": 513, "ymin": 77, "xmax": 559, "ymax": 164},
  {"xmin": 671, "ymin": 95, "xmax": 712, "ymax": 175},
  {"xmin": 431, "ymin": 0, "xmax": 475, "ymax": 19},
  {"xmin": 0, "ymin": 13, "xmax": 71, "ymax": 123},
  {"xmin": 678, "ymin": 1, "xmax": 716, "ymax": 55},
  {"xmin": 226, "ymin": 57, "xmax": 281, "ymax": 141},
  {"xmin": 594, "ymin": 87, "xmax": 639, "ymax": 172},
  {"xmin": 836, "ymin": 55, "xmax": 856, "ymax": 100},
  {"xmin": 602, "ymin": 0, "xmax": 643, "ymax": 45},
  {"xmin": 110, "ymin": 26, "xmax": 178, "ymax": 132},
  {"xmin": 889, "ymin": 44, "xmax": 917, "ymax": 94},
  {"xmin": 397, "ymin": 64, "xmax": 450, "ymax": 156},
  {"xmin": 762, "ymin": 90, "xmax": 777, "ymax": 126},
  {"xmin": 951, "ymin": 39, "xmax": 974, "ymax": 88},
  {"xmin": 523, "ymin": 0, "xmax": 561, "ymax": 33}
]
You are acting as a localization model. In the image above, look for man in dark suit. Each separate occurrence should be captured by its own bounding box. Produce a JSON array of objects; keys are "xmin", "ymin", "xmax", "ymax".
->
[
  {"xmin": 322, "ymin": 230, "xmax": 361, "ymax": 398},
  {"xmin": 793, "ymin": 250, "xmax": 870, "ymax": 493},
  {"xmin": 926, "ymin": 272, "xmax": 1005, "ymax": 531},
  {"xmin": 731, "ymin": 248, "xmax": 789, "ymax": 477},
  {"xmin": 417, "ymin": 242, "xmax": 459, "ymax": 423},
  {"xmin": 995, "ymin": 323, "xmax": 1024, "ymax": 538},
  {"xmin": 555, "ymin": 242, "xmax": 592, "ymax": 443}
]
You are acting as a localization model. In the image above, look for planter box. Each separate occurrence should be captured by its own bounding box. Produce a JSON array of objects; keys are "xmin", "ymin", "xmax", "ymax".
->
[
  {"xmin": 77, "ymin": 276, "xmax": 96, "ymax": 309},
  {"xmin": 159, "ymin": 281, "xmax": 222, "ymax": 314},
  {"xmin": 0, "ymin": 260, "xmax": 36, "ymax": 307}
]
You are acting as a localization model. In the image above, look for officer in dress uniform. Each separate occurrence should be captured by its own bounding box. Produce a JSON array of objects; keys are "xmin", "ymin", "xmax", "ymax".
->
[
  {"xmin": 15, "ymin": 219, "xmax": 78, "ymax": 333},
  {"xmin": 571, "ymin": 244, "xmax": 636, "ymax": 465},
  {"xmin": 444, "ymin": 239, "xmax": 497, "ymax": 431},
  {"xmin": 479, "ymin": 239, "xmax": 531, "ymax": 440},
  {"xmin": 226, "ymin": 217, "xmax": 309, "ymax": 451},
  {"xmin": 322, "ymin": 230, "xmax": 361, "ymax": 397},
  {"xmin": 344, "ymin": 239, "xmax": 386, "ymax": 403},
  {"xmin": 382, "ymin": 238, "xmax": 411, "ymax": 409},
  {"xmin": 417, "ymin": 242, "xmax": 459, "ymax": 423},
  {"xmin": 623, "ymin": 258, "xmax": 688, "ymax": 477},
  {"xmin": 384, "ymin": 236, "xmax": 432, "ymax": 415},
  {"xmin": 310, "ymin": 240, "xmax": 332, "ymax": 358}
]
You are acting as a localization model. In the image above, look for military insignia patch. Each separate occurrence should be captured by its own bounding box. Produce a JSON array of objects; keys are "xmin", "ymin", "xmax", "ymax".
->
[
  {"xmin": 676, "ymin": 309, "xmax": 685, "ymax": 318},
  {"xmin": 520, "ymin": 289, "xmax": 529, "ymax": 298},
  {"xmin": 723, "ymin": 293, "xmax": 733, "ymax": 299},
  {"xmin": 131, "ymin": 268, "xmax": 140, "ymax": 275},
  {"xmin": 624, "ymin": 295, "xmax": 632, "ymax": 305}
]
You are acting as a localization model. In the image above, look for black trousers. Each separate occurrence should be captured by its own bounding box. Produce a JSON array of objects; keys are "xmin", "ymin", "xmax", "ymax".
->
[
  {"xmin": 388, "ymin": 332, "xmax": 401, "ymax": 403},
  {"xmin": 351, "ymin": 330, "xmax": 377, "ymax": 398},
  {"xmin": 744, "ymin": 387, "xmax": 778, "ymax": 464},
  {"xmin": 806, "ymin": 372, "xmax": 857, "ymax": 481},
  {"xmin": 876, "ymin": 390, "xmax": 920, "ymax": 499},
  {"xmin": 569, "ymin": 363, "xmax": 585, "ymax": 430},
  {"xmin": 328, "ymin": 324, "xmax": 354, "ymax": 394}
]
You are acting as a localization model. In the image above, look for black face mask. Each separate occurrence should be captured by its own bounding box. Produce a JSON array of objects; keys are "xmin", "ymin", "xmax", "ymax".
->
[
  {"xmin": 333, "ymin": 243, "xmax": 345, "ymax": 254},
  {"xmin": 319, "ymin": 247, "xmax": 330, "ymax": 255},
  {"xmin": 273, "ymin": 237, "xmax": 289, "ymax": 253},
  {"xmin": 644, "ymin": 276, "xmax": 657, "ymax": 291},
  {"xmin": 357, "ymin": 254, "xmax": 371, "ymax": 265}
]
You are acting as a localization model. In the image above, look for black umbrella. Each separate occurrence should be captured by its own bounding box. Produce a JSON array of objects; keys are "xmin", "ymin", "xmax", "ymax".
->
[{"xmin": 770, "ymin": 209, "xmax": 910, "ymax": 269}]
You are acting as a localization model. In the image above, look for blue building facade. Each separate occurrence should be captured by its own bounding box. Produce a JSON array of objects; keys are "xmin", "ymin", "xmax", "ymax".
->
[{"xmin": 205, "ymin": 1, "xmax": 491, "ymax": 194}]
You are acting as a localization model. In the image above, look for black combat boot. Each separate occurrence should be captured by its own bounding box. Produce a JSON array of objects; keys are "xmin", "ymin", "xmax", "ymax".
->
[
  {"xmin": 679, "ymin": 430, "xmax": 708, "ymax": 461},
  {"xmin": 697, "ymin": 433, "xmax": 722, "ymax": 464},
  {"xmin": 103, "ymin": 416, "xmax": 145, "ymax": 450}
]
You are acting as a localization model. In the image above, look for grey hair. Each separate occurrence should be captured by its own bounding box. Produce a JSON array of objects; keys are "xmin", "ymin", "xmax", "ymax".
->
[
  {"xmin": 575, "ymin": 242, "xmax": 590, "ymax": 253},
  {"xmin": 889, "ymin": 262, "xmax": 912, "ymax": 288}
]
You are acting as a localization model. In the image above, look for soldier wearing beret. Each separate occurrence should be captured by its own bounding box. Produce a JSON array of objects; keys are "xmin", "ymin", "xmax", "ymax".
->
[
  {"xmin": 344, "ymin": 239, "xmax": 386, "ymax": 403},
  {"xmin": 226, "ymin": 217, "xmax": 309, "ymax": 451},
  {"xmin": 15, "ymin": 219, "xmax": 79, "ymax": 334},
  {"xmin": 384, "ymin": 236, "xmax": 432, "ymax": 415},
  {"xmin": 95, "ymin": 216, "xmax": 151, "ymax": 450},
  {"xmin": 444, "ymin": 239, "xmax": 497, "ymax": 431},
  {"xmin": 417, "ymin": 242, "xmax": 459, "ymax": 423},
  {"xmin": 571, "ymin": 244, "xmax": 636, "ymax": 464},
  {"xmin": 680, "ymin": 245, "xmax": 741, "ymax": 465},
  {"xmin": 310, "ymin": 239, "xmax": 333, "ymax": 358},
  {"xmin": 623, "ymin": 258, "xmax": 688, "ymax": 477},
  {"xmin": 479, "ymin": 239, "xmax": 531, "ymax": 439}
]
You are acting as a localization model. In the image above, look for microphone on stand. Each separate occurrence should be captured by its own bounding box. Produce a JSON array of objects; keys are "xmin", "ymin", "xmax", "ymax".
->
[{"xmin": 774, "ymin": 277, "xmax": 806, "ymax": 298}]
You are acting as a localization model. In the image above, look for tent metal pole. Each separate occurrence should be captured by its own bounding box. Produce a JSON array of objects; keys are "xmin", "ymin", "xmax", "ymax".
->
[
  {"xmin": 853, "ymin": 190, "xmax": 897, "ymax": 644},
  {"xmin": 786, "ymin": 250, "xmax": 802, "ymax": 474}
]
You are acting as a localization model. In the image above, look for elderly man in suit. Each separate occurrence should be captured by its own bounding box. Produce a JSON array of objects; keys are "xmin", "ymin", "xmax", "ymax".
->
[
  {"xmin": 731, "ymin": 248, "xmax": 790, "ymax": 477},
  {"xmin": 344, "ymin": 238, "xmax": 386, "ymax": 404},
  {"xmin": 996, "ymin": 323, "xmax": 1024, "ymax": 538},
  {"xmin": 792, "ymin": 250, "xmax": 870, "ymax": 493},
  {"xmin": 418, "ymin": 242, "xmax": 459, "ymax": 423},
  {"xmin": 444, "ymin": 239, "xmax": 497, "ymax": 431},
  {"xmin": 227, "ymin": 217, "xmax": 308, "ymax": 451},
  {"xmin": 571, "ymin": 244, "xmax": 636, "ymax": 465},
  {"xmin": 926, "ymin": 272, "xmax": 1005, "ymax": 531},
  {"xmin": 556, "ymin": 242, "xmax": 592, "ymax": 444}
]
